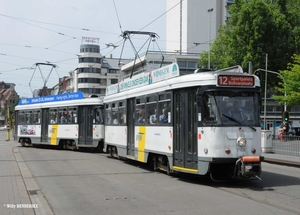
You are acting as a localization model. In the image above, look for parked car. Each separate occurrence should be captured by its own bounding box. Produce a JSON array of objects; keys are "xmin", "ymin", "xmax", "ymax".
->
[
  {"xmin": 290, "ymin": 127, "xmax": 300, "ymax": 136},
  {"xmin": 0, "ymin": 125, "xmax": 7, "ymax": 131}
]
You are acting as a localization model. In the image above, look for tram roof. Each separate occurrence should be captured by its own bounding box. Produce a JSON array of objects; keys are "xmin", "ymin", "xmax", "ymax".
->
[{"xmin": 104, "ymin": 65, "xmax": 260, "ymax": 102}]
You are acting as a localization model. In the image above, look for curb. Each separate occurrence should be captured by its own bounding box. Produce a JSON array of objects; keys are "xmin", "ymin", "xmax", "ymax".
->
[
  {"xmin": 263, "ymin": 157, "xmax": 300, "ymax": 168},
  {"xmin": 13, "ymin": 147, "xmax": 55, "ymax": 215}
]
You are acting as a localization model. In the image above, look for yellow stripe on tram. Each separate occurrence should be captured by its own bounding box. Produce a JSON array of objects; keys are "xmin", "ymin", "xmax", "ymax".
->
[
  {"xmin": 50, "ymin": 124, "xmax": 58, "ymax": 145},
  {"xmin": 172, "ymin": 166, "xmax": 198, "ymax": 173},
  {"xmin": 137, "ymin": 126, "xmax": 146, "ymax": 162}
]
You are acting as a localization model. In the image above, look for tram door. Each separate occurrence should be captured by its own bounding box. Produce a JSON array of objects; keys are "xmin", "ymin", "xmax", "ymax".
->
[
  {"xmin": 41, "ymin": 109, "xmax": 49, "ymax": 142},
  {"xmin": 78, "ymin": 106, "xmax": 93, "ymax": 145},
  {"xmin": 173, "ymin": 89, "xmax": 198, "ymax": 170},
  {"xmin": 127, "ymin": 99, "xmax": 135, "ymax": 156}
]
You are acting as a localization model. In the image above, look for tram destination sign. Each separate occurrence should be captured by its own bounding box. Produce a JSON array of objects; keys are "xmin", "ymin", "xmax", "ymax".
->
[
  {"xmin": 106, "ymin": 63, "xmax": 179, "ymax": 96},
  {"xmin": 18, "ymin": 92, "xmax": 84, "ymax": 105},
  {"xmin": 217, "ymin": 75, "xmax": 254, "ymax": 87}
]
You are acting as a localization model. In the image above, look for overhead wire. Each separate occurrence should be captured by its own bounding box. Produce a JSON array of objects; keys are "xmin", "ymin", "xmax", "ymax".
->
[
  {"xmin": 1, "ymin": 2, "xmax": 182, "ymax": 95},
  {"xmin": 0, "ymin": 13, "xmax": 118, "ymax": 35},
  {"xmin": 0, "ymin": 13, "xmax": 121, "ymax": 62},
  {"xmin": 112, "ymin": 0, "xmax": 123, "ymax": 34},
  {"xmin": 138, "ymin": 1, "xmax": 182, "ymax": 32},
  {"xmin": 1, "ymin": 1, "xmax": 180, "ymax": 63}
]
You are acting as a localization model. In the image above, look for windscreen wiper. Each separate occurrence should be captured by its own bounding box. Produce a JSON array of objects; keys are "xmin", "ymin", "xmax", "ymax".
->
[{"xmin": 222, "ymin": 113, "xmax": 256, "ymax": 131}]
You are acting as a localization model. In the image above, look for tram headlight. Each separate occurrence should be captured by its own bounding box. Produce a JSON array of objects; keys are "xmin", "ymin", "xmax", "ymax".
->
[{"xmin": 237, "ymin": 137, "xmax": 246, "ymax": 147}]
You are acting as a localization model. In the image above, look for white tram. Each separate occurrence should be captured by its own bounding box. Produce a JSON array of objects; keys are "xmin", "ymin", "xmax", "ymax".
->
[
  {"xmin": 104, "ymin": 63, "xmax": 263, "ymax": 180},
  {"xmin": 15, "ymin": 92, "xmax": 104, "ymax": 150}
]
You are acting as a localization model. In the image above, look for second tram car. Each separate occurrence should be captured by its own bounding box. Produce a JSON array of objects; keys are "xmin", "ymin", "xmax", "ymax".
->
[
  {"xmin": 15, "ymin": 92, "xmax": 104, "ymax": 150},
  {"xmin": 104, "ymin": 63, "xmax": 263, "ymax": 180}
]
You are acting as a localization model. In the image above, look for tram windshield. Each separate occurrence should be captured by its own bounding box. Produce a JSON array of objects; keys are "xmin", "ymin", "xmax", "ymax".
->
[{"xmin": 202, "ymin": 91, "xmax": 259, "ymax": 126}]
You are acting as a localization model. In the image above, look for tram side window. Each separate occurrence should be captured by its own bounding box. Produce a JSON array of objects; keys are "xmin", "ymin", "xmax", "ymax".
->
[
  {"xmin": 18, "ymin": 111, "xmax": 26, "ymax": 124},
  {"xmin": 26, "ymin": 111, "xmax": 33, "ymax": 124},
  {"xmin": 203, "ymin": 94, "xmax": 217, "ymax": 124},
  {"xmin": 58, "ymin": 108, "xmax": 68, "ymax": 124},
  {"xmin": 106, "ymin": 104, "xmax": 112, "ymax": 125},
  {"xmin": 146, "ymin": 95, "xmax": 158, "ymax": 125},
  {"xmin": 158, "ymin": 93, "xmax": 171, "ymax": 124},
  {"xmin": 49, "ymin": 109, "xmax": 58, "ymax": 124},
  {"xmin": 94, "ymin": 107, "xmax": 103, "ymax": 124},
  {"xmin": 33, "ymin": 111, "xmax": 40, "ymax": 124},
  {"xmin": 112, "ymin": 103, "xmax": 119, "ymax": 125},
  {"xmin": 119, "ymin": 101, "xmax": 126, "ymax": 125},
  {"xmin": 136, "ymin": 97, "xmax": 146, "ymax": 125},
  {"xmin": 202, "ymin": 93, "xmax": 223, "ymax": 125},
  {"xmin": 68, "ymin": 108, "xmax": 77, "ymax": 124}
]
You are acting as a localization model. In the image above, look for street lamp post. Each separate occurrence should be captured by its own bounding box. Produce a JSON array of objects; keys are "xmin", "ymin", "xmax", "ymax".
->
[
  {"xmin": 256, "ymin": 68, "xmax": 287, "ymax": 111},
  {"xmin": 207, "ymin": 8, "xmax": 213, "ymax": 69},
  {"xmin": 264, "ymin": 54, "xmax": 268, "ymax": 130}
]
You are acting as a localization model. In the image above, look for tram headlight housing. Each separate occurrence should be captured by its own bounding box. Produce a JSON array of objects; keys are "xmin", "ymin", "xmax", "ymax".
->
[{"xmin": 237, "ymin": 137, "xmax": 246, "ymax": 147}]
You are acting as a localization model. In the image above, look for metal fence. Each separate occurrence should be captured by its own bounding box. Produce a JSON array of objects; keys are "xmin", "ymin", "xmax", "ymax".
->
[{"xmin": 272, "ymin": 135, "xmax": 300, "ymax": 156}]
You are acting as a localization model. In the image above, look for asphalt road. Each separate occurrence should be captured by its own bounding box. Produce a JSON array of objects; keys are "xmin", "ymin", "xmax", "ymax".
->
[{"xmin": 15, "ymin": 145, "xmax": 300, "ymax": 215}]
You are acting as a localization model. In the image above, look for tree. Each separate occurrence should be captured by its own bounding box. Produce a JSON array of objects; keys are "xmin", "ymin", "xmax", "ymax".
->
[
  {"xmin": 273, "ymin": 54, "xmax": 300, "ymax": 106},
  {"xmin": 199, "ymin": 0, "xmax": 298, "ymax": 74}
]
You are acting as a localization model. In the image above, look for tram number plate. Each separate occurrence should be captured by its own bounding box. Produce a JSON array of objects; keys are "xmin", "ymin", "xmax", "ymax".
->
[{"xmin": 237, "ymin": 147, "xmax": 246, "ymax": 152}]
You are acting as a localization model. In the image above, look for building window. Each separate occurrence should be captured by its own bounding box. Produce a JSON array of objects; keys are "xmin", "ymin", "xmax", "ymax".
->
[
  {"xmin": 177, "ymin": 60, "xmax": 198, "ymax": 73},
  {"xmin": 111, "ymin": 79, "xmax": 118, "ymax": 84},
  {"xmin": 108, "ymin": 69, "xmax": 118, "ymax": 74},
  {"xmin": 78, "ymin": 88, "xmax": 102, "ymax": 94},
  {"xmin": 78, "ymin": 78, "xmax": 100, "ymax": 84},
  {"xmin": 78, "ymin": 68, "xmax": 101, "ymax": 73},
  {"xmin": 79, "ymin": 57, "xmax": 101, "ymax": 63}
]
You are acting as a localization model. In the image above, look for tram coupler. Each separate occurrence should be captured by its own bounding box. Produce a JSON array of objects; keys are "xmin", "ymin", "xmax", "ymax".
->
[{"xmin": 234, "ymin": 156, "xmax": 261, "ymax": 179}]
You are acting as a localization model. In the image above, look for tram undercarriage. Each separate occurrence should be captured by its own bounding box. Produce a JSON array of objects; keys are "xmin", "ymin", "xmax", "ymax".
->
[
  {"xmin": 151, "ymin": 155, "xmax": 172, "ymax": 175},
  {"xmin": 209, "ymin": 156, "xmax": 262, "ymax": 181}
]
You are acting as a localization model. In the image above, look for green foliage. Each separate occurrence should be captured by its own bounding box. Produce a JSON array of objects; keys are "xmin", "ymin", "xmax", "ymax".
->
[
  {"xmin": 199, "ymin": 0, "xmax": 299, "ymax": 74},
  {"xmin": 273, "ymin": 54, "xmax": 300, "ymax": 106}
]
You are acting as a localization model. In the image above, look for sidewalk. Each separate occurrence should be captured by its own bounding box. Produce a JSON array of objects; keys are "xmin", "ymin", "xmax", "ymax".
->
[
  {"xmin": 262, "ymin": 152, "xmax": 300, "ymax": 168},
  {"xmin": 0, "ymin": 134, "xmax": 53, "ymax": 215}
]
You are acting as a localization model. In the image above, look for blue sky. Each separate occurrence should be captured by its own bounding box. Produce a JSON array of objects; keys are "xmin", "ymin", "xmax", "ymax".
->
[{"xmin": 0, "ymin": 0, "xmax": 167, "ymax": 97}]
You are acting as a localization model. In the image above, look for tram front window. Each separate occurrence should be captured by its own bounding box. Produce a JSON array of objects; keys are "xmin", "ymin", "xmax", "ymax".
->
[{"xmin": 202, "ymin": 91, "xmax": 259, "ymax": 126}]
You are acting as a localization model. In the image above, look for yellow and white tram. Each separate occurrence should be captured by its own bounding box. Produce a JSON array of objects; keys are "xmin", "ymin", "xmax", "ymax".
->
[
  {"xmin": 104, "ymin": 63, "xmax": 263, "ymax": 180},
  {"xmin": 15, "ymin": 92, "xmax": 104, "ymax": 150}
]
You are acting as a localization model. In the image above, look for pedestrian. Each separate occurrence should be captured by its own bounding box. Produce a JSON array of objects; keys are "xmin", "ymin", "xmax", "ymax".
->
[
  {"xmin": 284, "ymin": 122, "xmax": 289, "ymax": 141},
  {"xmin": 278, "ymin": 125, "xmax": 284, "ymax": 141}
]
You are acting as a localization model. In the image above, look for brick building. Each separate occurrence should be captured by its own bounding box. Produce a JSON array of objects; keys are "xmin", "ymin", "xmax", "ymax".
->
[{"xmin": 0, "ymin": 82, "xmax": 19, "ymax": 126}]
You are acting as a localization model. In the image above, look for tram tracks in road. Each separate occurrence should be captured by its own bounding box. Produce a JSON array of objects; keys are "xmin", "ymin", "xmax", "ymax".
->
[
  {"xmin": 172, "ymin": 172, "xmax": 300, "ymax": 215},
  {"xmin": 215, "ymin": 184, "xmax": 300, "ymax": 215}
]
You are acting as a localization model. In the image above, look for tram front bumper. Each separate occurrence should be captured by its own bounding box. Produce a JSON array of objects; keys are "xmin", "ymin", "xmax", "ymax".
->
[{"xmin": 234, "ymin": 156, "xmax": 262, "ymax": 179}]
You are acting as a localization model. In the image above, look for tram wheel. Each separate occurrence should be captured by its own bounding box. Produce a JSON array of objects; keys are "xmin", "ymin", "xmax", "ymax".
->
[
  {"xmin": 153, "ymin": 157, "xmax": 158, "ymax": 171},
  {"xmin": 20, "ymin": 139, "xmax": 25, "ymax": 147},
  {"xmin": 166, "ymin": 161, "xmax": 171, "ymax": 175},
  {"xmin": 109, "ymin": 147, "xmax": 113, "ymax": 158}
]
